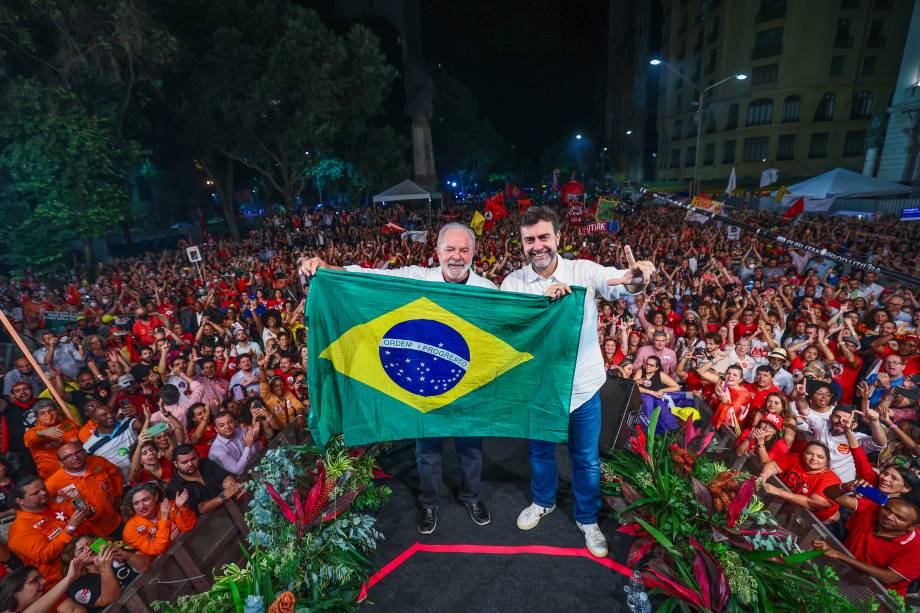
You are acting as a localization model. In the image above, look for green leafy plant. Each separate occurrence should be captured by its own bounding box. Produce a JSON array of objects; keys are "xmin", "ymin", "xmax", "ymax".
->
[
  {"xmin": 153, "ymin": 436, "xmax": 389, "ymax": 613},
  {"xmin": 603, "ymin": 407, "xmax": 881, "ymax": 613}
]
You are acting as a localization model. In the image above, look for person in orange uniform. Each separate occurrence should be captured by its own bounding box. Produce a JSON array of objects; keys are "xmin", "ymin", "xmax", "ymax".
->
[
  {"xmin": 8, "ymin": 476, "xmax": 95, "ymax": 583},
  {"xmin": 45, "ymin": 442, "xmax": 125, "ymax": 538},
  {"xmin": 122, "ymin": 483, "xmax": 196, "ymax": 556},
  {"xmin": 23, "ymin": 400, "xmax": 81, "ymax": 480}
]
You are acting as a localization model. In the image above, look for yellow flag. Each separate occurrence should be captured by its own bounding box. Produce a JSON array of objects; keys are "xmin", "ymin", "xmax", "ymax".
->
[
  {"xmin": 774, "ymin": 185, "xmax": 788, "ymax": 202},
  {"xmin": 319, "ymin": 297, "xmax": 532, "ymax": 413},
  {"xmin": 470, "ymin": 211, "xmax": 485, "ymax": 236}
]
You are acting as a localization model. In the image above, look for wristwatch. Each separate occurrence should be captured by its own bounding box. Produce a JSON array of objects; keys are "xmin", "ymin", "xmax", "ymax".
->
[{"xmin": 218, "ymin": 493, "xmax": 227, "ymax": 502}]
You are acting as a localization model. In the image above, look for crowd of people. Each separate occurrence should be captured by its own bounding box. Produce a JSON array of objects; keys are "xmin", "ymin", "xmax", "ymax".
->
[{"xmin": 0, "ymin": 195, "xmax": 916, "ymax": 609}]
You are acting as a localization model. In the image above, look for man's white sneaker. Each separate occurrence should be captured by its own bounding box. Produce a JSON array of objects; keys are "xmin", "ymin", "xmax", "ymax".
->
[
  {"xmin": 576, "ymin": 522, "xmax": 609, "ymax": 558},
  {"xmin": 516, "ymin": 503, "xmax": 556, "ymax": 530}
]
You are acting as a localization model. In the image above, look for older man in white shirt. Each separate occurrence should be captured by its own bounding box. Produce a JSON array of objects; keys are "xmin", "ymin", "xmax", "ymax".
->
[
  {"xmin": 500, "ymin": 206, "xmax": 654, "ymax": 558},
  {"xmin": 300, "ymin": 223, "xmax": 495, "ymax": 536}
]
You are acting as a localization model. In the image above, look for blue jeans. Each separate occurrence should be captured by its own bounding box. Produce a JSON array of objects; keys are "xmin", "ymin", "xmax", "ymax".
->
[{"xmin": 528, "ymin": 392, "xmax": 601, "ymax": 524}]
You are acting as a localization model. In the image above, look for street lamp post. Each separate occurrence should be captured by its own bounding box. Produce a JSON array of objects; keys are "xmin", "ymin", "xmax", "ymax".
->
[
  {"xmin": 650, "ymin": 59, "xmax": 747, "ymax": 196},
  {"xmin": 601, "ymin": 147, "xmax": 607, "ymax": 187}
]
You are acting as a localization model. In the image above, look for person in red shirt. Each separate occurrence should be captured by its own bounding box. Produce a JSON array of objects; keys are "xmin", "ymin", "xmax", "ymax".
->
[
  {"xmin": 742, "ymin": 365, "xmax": 780, "ymax": 426},
  {"xmin": 130, "ymin": 307, "xmax": 166, "ymax": 348},
  {"xmin": 822, "ymin": 332, "xmax": 863, "ymax": 405},
  {"xmin": 814, "ymin": 497, "xmax": 920, "ymax": 597},
  {"xmin": 732, "ymin": 307, "xmax": 760, "ymax": 339},
  {"xmin": 758, "ymin": 441, "xmax": 841, "ymax": 523}
]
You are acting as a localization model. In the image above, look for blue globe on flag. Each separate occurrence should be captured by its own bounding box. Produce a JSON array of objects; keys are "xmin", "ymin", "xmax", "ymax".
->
[{"xmin": 379, "ymin": 319, "xmax": 470, "ymax": 397}]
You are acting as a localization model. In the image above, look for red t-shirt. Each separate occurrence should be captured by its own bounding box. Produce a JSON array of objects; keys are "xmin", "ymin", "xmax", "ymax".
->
[
  {"xmin": 844, "ymin": 498, "xmax": 920, "ymax": 596},
  {"xmin": 834, "ymin": 354, "xmax": 863, "ymax": 405},
  {"xmin": 775, "ymin": 453, "xmax": 840, "ymax": 521},
  {"xmin": 735, "ymin": 429, "xmax": 788, "ymax": 461},
  {"xmin": 733, "ymin": 321, "xmax": 759, "ymax": 339}
]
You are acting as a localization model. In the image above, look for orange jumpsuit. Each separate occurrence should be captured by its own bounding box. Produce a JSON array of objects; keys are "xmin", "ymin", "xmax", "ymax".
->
[
  {"xmin": 8, "ymin": 505, "xmax": 95, "ymax": 583},
  {"xmin": 122, "ymin": 505, "xmax": 197, "ymax": 556},
  {"xmin": 23, "ymin": 421, "xmax": 81, "ymax": 479},
  {"xmin": 45, "ymin": 455, "xmax": 125, "ymax": 536},
  {"xmin": 78, "ymin": 420, "xmax": 96, "ymax": 443}
]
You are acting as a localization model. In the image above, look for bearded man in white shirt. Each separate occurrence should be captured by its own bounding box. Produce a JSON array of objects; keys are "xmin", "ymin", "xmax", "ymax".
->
[{"xmin": 500, "ymin": 206, "xmax": 654, "ymax": 558}]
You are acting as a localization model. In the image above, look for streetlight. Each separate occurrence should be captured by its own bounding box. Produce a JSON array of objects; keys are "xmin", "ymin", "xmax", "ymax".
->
[
  {"xmin": 575, "ymin": 133, "xmax": 583, "ymax": 140},
  {"xmin": 650, "ymin": 58, "xmax": 748, "ymax": 196},
  {"xmin": 625, "ymin": 129, "xmax": 633, "ymax": 135},
  {"xmin": 601, "ymin": 147, "xmax": 608, "ymax": 187}
]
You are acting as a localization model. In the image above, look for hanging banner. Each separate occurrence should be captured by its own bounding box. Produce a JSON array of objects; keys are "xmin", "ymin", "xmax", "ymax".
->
[
  {"xmin": 577, "ymin": 221, "xmax": 620, "ymax": 235},
  {"xmin": 726, "ymin": 226, "xmax": 741, "ymax": 240},
  {"xmin": 595, "ymin": 197, "xmax": 620, "ymax": 221},
  {"xmin": 688, "ymin": 196, "xmax": 723, "ymax": 224}
]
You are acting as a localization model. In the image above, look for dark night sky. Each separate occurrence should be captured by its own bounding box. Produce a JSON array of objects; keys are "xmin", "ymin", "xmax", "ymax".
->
[{"xmin": 420, "ymin": 0, "xmax": 608, "ymax": 151}]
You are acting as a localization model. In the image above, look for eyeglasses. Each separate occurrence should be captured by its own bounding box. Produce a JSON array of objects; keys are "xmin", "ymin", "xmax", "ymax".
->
[{"xmin": 58, "ymin": 450, "xmax": 85, "ymax": 461}]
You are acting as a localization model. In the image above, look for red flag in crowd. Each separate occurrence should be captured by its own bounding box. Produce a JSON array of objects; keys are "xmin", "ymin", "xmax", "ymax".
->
[
  {"xmin": 382, "ymin": 221, "xmax": 407, "ymax": 234},
  {"xmin": 518, "ymin": 198, "xmax": 532, "ymax": 214},
  {"xmin": 505, "ymin": 183, "xmax": 523, "ymax": 199},
  {"xmin": 781, "ymin": 197, "xmax": 804, "ymax": 221},
  {"xmin": 484, "ymin": 193, "xmax": 508, "ymax": 231}
]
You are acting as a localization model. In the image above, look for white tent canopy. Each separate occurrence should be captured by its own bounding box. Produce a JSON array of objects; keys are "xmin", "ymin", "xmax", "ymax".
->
[
  {"xmin": 372, "ymin": 179, "xmax": 442, "ymax": 203},
  {"xmin": 787, "ymin": 168, "xmax": 910, "ymax": 199}
]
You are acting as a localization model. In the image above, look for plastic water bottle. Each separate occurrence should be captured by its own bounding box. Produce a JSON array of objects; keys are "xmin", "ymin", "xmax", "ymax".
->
[
  {"xmin": 624, "ymin": 570, "xmax": 644, "ymax": 610},
  {"xmin": 636, "ymin": 591, "xmax": 652, "ymax": 613}
]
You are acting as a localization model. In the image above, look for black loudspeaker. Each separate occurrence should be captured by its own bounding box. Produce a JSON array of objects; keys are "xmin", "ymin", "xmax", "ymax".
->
[{"xmin": 598, "ymin": 375, "xmax": 644, "ymax": 456}]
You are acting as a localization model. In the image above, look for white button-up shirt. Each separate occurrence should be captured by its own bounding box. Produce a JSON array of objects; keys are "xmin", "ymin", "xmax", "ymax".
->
[
  {"xmin": 500, "ymin": 256, "xmax": 632, "ymax": 410},
  {"xmin": 343, "ymin": 265, "xmax": 497, "ymax": 289}
]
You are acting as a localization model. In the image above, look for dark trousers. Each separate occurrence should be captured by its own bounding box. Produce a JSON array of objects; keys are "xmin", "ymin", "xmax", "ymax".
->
[{"xmin": 416, "ymin": 437, "xmax": 482, "ymax": 509}]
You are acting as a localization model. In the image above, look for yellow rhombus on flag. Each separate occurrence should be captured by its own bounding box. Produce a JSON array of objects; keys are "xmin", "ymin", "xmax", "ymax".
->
[{"xmin": 319, "ymin": 297, "xmax": 532, "ymax": 413}]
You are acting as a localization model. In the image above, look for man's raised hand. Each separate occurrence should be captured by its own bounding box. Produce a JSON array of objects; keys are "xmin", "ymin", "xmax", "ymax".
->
[
  {"xmin": 607, "ymin": 245, "xmax": 655, "ymax": 292},
  {"xmin": 298, "ymin": 257, "xmax": 327, "ymax": 277}
]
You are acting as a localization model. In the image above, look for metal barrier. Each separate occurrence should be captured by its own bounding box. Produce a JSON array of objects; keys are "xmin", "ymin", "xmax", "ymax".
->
[{"xmin": 102, "ymin": 422, "xmax": 312, "ymax": 612}]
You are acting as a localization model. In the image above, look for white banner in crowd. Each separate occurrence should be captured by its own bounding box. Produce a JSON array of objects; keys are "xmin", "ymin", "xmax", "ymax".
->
[{"xmin": 781, "ymin": 194, "xmax": 837, "ymax": 213}]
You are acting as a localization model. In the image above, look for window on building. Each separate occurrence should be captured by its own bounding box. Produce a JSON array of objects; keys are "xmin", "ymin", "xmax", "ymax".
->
[
  {"xmin": 836, "ymin": 18, "xmax": 853, "ymax": 46},
  {"xmin": 723, "ymin": 139, "xmax": 736, "ymax": 163},
  {"xmin": 726, "ymin": 103, "xmax": 739, "ymax": 129},
  {"xmin": 851, "ymin": 91, "xmax": 873, "ymax": 118},
  {"xmin": 708, "ymin": 17, "xmax": 720, "ymax": 43},
  {"xmin": 815, "ymin": 93, "xmax": 835, "ymax": 121},
  {"xmin": 868, "ymin": 19, "xmax": 885, "ymax": 47},
  {"xmin": 840, "ymin": 0, "xmax": 859, "ymax": 8},
  {"xmin": 782, "ymin": 95, "xmax": 800, "ymax": 122},
  {"xmin": 706, "ymin": 109, "xmax": 717, "ymax": 133},
  {"xmin": 751, "ymin": 63, "xmax": 779, "ymax": 84},
  {"xmin": 742, "ymin": 137, "xmax": 770, "ymax": 162},
  {"xmin": 874, "ymin": 0, "xmax": 893, "ymax": 8},
  {"xmin": 706, "ymin": 49, "xmax": 717, "ymax": 74},
  {"xmin": 704, "ymin": 142, "xmax": 715, "ymax": 165},
  {"xmin": 830, "ymin": 56, "xmax": 844, "ymax": 76},
  {"xmin": 673, "ymin": 119, "xmax": 683, "ymax": 140},
  {"xmin": 862, "ymin": 56, "xmax": 876, "ymax": 76},
  {"xmin": 777, "ymin": 134, "xmax": 795, "ymax": 160},
  {"xmin": 746, "ymin": 98, "xmax": 773, "ymax": 126},
  {"xmin": 671, "ymin": 148, "xmax": 681, "ymax": 168},
  {"xmin": 809, "ymin": 133, "xmax": 829, "ymax": 158},
  {"xmin": 843, "ymin": 131, "xmax": 866, "ymax": 156},
  {"xmin": 753, "ymin": 28, "xmax": 783, "ymax": 57},
  {"xmin": 757, "ymin": 0, "xmax": 787, "ymax": 21},
  {"xmin": 686, "ymin": 146, "xmax": 697, "ymax": 166}
]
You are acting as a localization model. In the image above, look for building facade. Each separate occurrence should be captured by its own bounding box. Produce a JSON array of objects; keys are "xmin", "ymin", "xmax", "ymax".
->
[
  {"xmin": 653, "ymin": 0, "xmax": 912, "ymax": 188},
  {"xmin": 872, "ymin": 0, "xmax": 920, "ymax": 183}
]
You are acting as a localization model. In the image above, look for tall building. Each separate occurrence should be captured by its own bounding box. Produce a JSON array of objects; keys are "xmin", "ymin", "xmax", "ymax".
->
[
  {"xmin": 653, "ymin": 0, "xmax": 913, "ymax": 188},
  {"xmin": 872, "ymin": 0, "xmax": 920, "ymax": 183},
  {"xmin": 605, "ymin": 0, "xmax": 662, "ymax": 182}
]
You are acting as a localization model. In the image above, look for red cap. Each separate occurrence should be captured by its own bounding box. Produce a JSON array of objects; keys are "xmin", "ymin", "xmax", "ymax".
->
[{"xmin": 762, "ymin": 412, "xmax": 784, "ymax": 431}]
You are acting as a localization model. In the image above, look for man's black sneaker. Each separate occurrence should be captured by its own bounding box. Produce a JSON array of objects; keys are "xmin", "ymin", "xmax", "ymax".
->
[
  {"xmin": 465, "ymin": 500, "xmax": 491, "ymax": 526},
  {"xmin": 418, "ymin": 506, "xmax": 437, "ymax": 535}
]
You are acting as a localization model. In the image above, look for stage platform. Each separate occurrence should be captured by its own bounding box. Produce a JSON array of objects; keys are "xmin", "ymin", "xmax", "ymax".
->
[{"xmin": 362, "ymin": 438, "xmax": 634, "ymax": 612}]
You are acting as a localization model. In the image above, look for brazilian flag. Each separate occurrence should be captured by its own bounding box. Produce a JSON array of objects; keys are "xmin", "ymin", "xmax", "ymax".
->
[{"xmin": 306, "ymin": 269, "xmax": 585, "ymax": 447}]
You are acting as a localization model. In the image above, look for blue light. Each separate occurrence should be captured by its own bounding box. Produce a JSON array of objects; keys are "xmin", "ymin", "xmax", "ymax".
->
[{"xmin": 576, "ymin": 134, "xmax": 583, "ymax": 140}]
